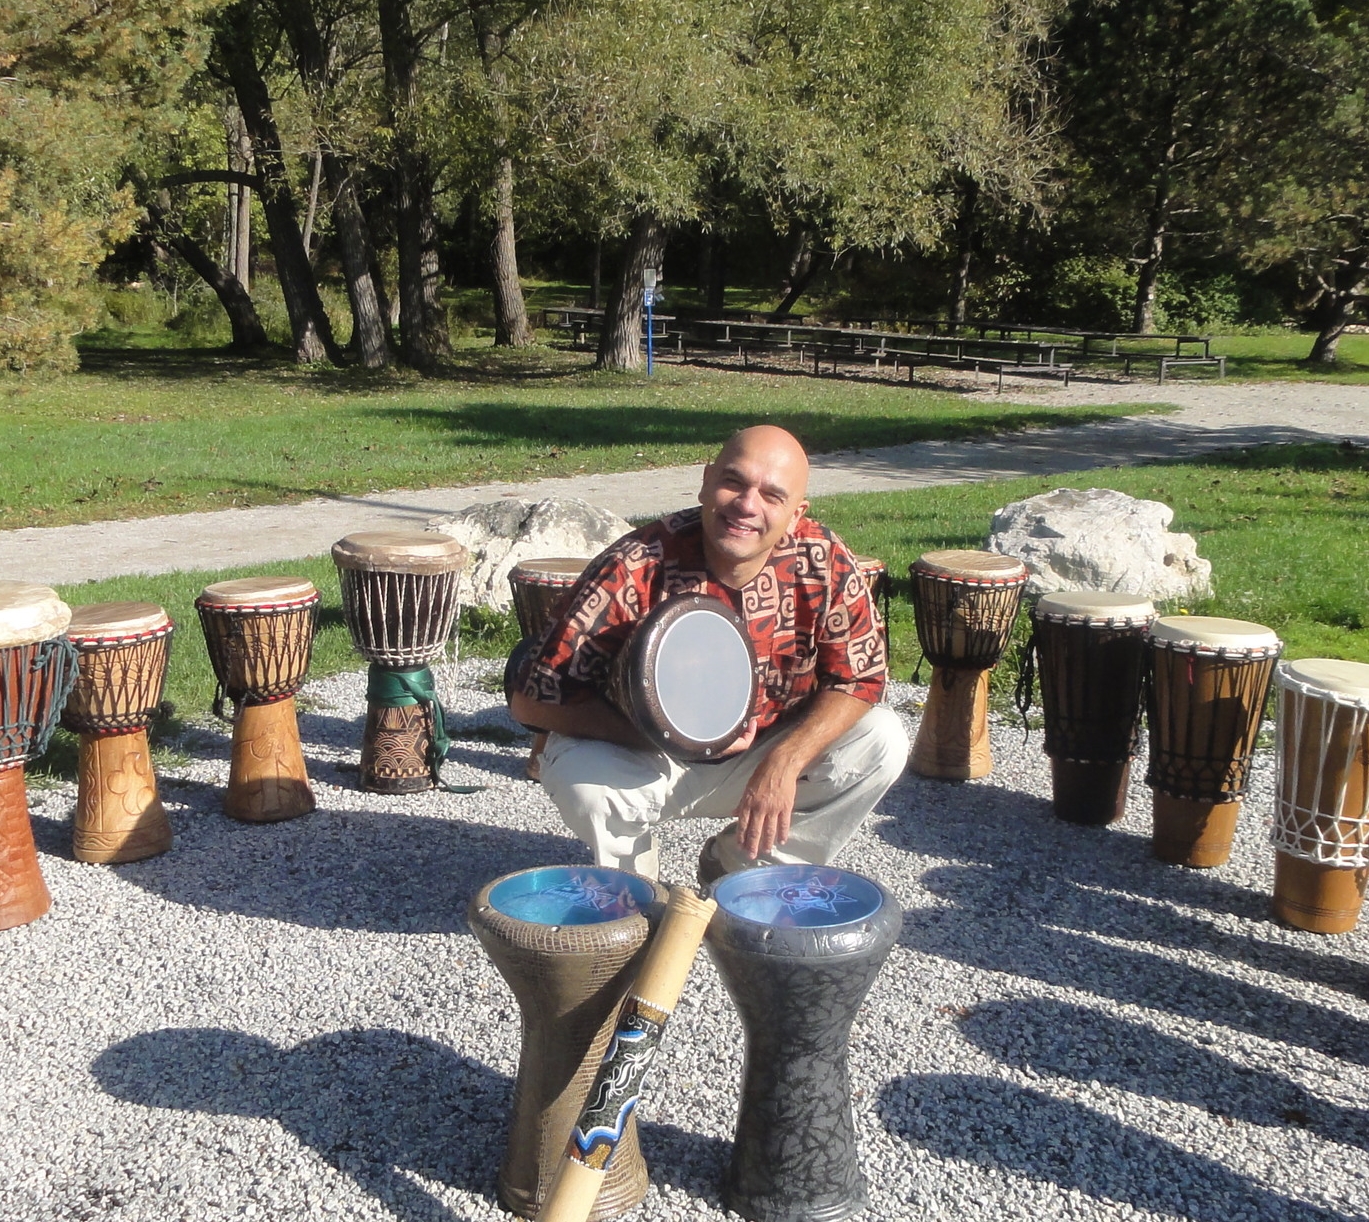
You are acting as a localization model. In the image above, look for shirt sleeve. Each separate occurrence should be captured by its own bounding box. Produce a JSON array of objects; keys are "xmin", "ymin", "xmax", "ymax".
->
[
  {"xmin": 815, "ymin": 540, "xmax": 887, "ymax": 705},
  {"xmin": 518, "ymin": 539, "xmax": 650, "ymax": 706}
]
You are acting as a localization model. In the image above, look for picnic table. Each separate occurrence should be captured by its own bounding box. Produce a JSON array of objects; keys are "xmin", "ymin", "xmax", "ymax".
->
[{"xmin": 543, "ymin": 306, "xmax": 675, "ymax": 345}]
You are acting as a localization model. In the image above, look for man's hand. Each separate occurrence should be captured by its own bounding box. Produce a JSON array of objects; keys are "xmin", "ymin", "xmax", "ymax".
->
[
  {"xmin": 717, "ymin": 717, "xmax": 758, "ymax": 758},
  {"xmin": 733, "ymin": 749, "xmax": 801, "ymax": 858}
]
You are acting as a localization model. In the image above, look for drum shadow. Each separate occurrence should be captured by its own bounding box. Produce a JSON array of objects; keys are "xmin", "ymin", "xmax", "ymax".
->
[
  {"xmin": 53, "ymin": 775, "xmax": 586, "ymax": 934},
  {"xmin": 903, "ymin": 864, "xmax": 1369, "ymax": 1069},
  {"xmin": 959, "ymin": 997, "xmax": 1369, "ymax": 1152},
  {"xmin": 876, "ymin": 1073, "xmax": 1355, "ymax": 1222},
  {"xmin": 92, "ymin": 1026, "xmax": 506, "ymax": 1219},
  {"xmin": 92, "ymin": 1025, "xmax": 733, "ymax": 1217}
]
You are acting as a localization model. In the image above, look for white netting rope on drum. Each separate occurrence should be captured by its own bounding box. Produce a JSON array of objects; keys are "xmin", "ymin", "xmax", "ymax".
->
[
  {"xmin": 432, "ymin": 606, "xmax": 463, "ymax": 713},
  {"xmin": 1271, "ymin": 671, "xmax": 1369, "ymax": 866}
]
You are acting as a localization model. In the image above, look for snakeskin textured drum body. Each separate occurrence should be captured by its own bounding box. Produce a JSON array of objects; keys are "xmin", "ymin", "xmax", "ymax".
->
[
  {"xmin": 910, "ymin": 550, "xmax": 1027, "ymax": 670},
  {"xmin": 508, "ymin": 558, "xmax": 591, "ymax": 640},
  {"xmin": 1270, "ymin": 659, "xmax": 1369, "ymax": 932},
  {"xmin": 62, "ymin": 602, "xmax": 173, "ymax": 735},
  {"xmin": 333, "ymin": 531, "xmax": 466, "ymax": 669},
  {"xmin": 196, "ymin": 578, "xmax": 320, "ymax": 708},
  {"xmin": 606, "ymin": 593, "xmax": 757, "ymax": 761},
  {"xmin": 469, "ymin": 866, "xmax": 667, "ymax": 1220},
  {"xmin": 0, "ymin": 582, "xmax": 77, "ymax": 929},
  {"xmin": 1027, "ymin": 592, "xmax": 1155, "ymax": 825},
  {"xmin": 706, "ymin": 865, "xmax": 901, "ymax": 1222}
]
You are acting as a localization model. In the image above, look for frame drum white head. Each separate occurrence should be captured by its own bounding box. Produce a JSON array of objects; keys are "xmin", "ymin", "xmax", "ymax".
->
[{"xmin": 0, "ymin": 581, "xmax": 71, "ymax": 647}]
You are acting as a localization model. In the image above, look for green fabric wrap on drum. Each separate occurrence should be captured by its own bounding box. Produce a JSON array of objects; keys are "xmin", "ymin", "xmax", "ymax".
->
[{"xmin": 365, "ymin": 664, "xmax": 452, "ymax": 782}]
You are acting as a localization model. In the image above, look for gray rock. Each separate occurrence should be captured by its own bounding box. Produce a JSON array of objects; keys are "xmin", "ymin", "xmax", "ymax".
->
[
  {"xmin": 427, "ymin": 496, "xmax": 631, "ymax": 610},
  {"xmin": 987, "ymin": 486, "xmax": 1213, "ymax": 602}
]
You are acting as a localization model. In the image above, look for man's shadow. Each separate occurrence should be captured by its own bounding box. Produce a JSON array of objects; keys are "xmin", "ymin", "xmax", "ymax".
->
[{"xmin": 92, "ymin": 1027, "xmax": 729, "ymax": 1220}]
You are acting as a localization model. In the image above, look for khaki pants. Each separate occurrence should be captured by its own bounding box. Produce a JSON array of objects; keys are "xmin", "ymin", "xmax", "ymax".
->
[{"xmin": 539, "ymin": 705, "xmax": 908, "ymax": 880}]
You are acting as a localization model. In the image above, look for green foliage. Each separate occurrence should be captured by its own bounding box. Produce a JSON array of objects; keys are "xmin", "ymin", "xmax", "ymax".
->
[{"xmin": 1045, "ymin": 255, "xmax": 1134, "ymax": 330}]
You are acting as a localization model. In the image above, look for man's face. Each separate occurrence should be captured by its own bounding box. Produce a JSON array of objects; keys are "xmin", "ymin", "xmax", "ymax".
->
[{"xmin": 698, "ymin": 445, "xmax": 809, "ymax": 574}]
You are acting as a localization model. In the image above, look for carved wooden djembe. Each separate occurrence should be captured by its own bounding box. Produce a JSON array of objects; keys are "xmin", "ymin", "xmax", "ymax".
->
[
  {"xmin": 196, "ymin": 577, "xmax": 320, "ymax": 823},
  {"xmin": 0, "ymin": 581, "xmax": 77, "ymax": 930},
  {"xmin": 62, "ymin": 601, "xmax": 175, "ymax": 862}
]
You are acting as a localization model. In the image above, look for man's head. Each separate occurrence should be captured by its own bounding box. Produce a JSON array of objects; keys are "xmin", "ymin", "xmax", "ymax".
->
[{"xmin": 698, "ymin": 425, "xmax": 810, "ymax": 585}]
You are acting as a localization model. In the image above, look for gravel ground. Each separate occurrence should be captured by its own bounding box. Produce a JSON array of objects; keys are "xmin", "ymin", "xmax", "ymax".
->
[{"xmin": 4, "ymin": 659, "xmax": 1368, "ymax": 1222}]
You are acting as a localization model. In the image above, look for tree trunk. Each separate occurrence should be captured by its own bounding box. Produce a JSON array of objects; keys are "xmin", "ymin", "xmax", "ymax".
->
[
  {"xmin": 489, "ymin": 154, "xmax": 534, "ymax": 346},
  {"xmin": 703, "ymin": 228, "xmax": 726, "ymax": 316},
  {"xmin": 1132, "ymin": 137, "xmax": 1176, "ymax": 335},
  {"xmin": 473, "ymin": 13, "xmax": 533, "ymax": 348},
  {"xmin": 215, "ymin": 1, "xmax": 339, "ymax": 365},
  {"xmin": 148, "ymin": 194, "xmax": 269, "ymax": 350},
  {"xmin": 590, "ymin": 232, "xmax": 602, "ymax": 309},
  {"xmin": 771, "ymin": 227, "xmax": 816, "ymax": 320},
  {"xmin": 225, "ymin": 105, "xmax": 253, "ymax": 289},
  {"xmin": 949, "ymin": 177, "xmax": 978, "ymax": 326},
  {"xmin": 379, "ymin": 0, "xmax": 451, "ymax": 371},
  {"xmin": 301, "ymin": 147, "xmax": 323, "ymax": 257},
  {"xmin": 274, "ymin": 0, "xmax": 392, "ymax": 367},
  {"xmin": 1308, "ymin": 244, "xmax": 1369, "ymax": 363},
  {"xmin": 596, "ymin": 213, "xmax": 665, "ymax": 372}
]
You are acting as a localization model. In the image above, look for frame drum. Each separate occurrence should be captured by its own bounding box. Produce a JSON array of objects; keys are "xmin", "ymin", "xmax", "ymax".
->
[
  {"xmin": 1144, "ymin": 616, "xmax": 1282, "ymax": 867},
  {"xmin": 196, "ymin": 577, "xmax": 321, "ymax": 823},
  {"xmin": 909, "ymin": 550, "xmax": 1027, "ymax": 780},
  {"xmin": 62, "ymin": 602, "xmax": 174, "ymax": 863},
  {"xmin": 469, "ymin": 866, "xmax": 667, "ymax": 1219},
  {"xmin": 705, "ymin": 865, "xmax": 901, "ymax": 1222},
  {"xmin": 0, "ymin": 581, "xmax": 77, "ymax": 930},
  {"xmin": 332, "ymin": 531, "xmax": 467, "ymax": 793},
  {"xmin": 606, "ymin": 594, "xmax": 757, "ymax": 762},
  {"xmin": 1270, "ymin": 659, "xmax": 1369, "ymax": 933},
  {"xmin": 1024, "ymin": 592, "xmax": 1155, "ymax": 826},
  {"xmin": 507, "ymin": 557, "xmax": 591, "ymax": 782}
]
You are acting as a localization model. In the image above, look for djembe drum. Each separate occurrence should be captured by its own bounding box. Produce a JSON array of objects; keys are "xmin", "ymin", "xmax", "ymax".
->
[
  {"xmin": 1144, "ymin": 616, "xmax": 1282, "ymax": 867},
  {"xmin": 1019, "ymin": 592, "xmax": 1155, "ymax": 826},
  {"xmin": 909, "ymin": 550, "xmax": 1027, "ymax": 780},
  {"xmin": 468, "ymin": 866, "xmax": 667, "ymax": 1219},
  {"xmin": 332, "ymin": 531, "xmax": 467, "ymax": 793},
  {"xmin": 705, "ymin": 864, "xmax": 900, "ymax": 1222},
  {"xmin": 196, "ymin": 577, "xmax": 320, "ymax": 823},
  {"xmin": 853, "ymin": 554, "xmax": 890, "ymax": 648},
  {"xmin": 1270, "ymin": 659, "xmax": 1369, "ymax": 933},
  {"xmin": 605, "ymin": 593, "xmax": 757, "ymax": 762},
  {"xmin": 61, "ymin": 602, "xmax": 174, "ymax": 863},
  {"xmin": 0, "ymin": 581, "xmax": 77, "ymax": 931},
  {"xmin": 508, "ymin": 557, "xmax": 592, "ymax": 781}
]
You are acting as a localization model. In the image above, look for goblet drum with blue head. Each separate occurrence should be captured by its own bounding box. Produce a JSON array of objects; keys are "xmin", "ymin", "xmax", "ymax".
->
[
  {"xmin": 706, "ymin": 864, "xmax": 900, "ymax": 1222},
  {"xmin": 468, "ymin": 865, "xmax": 667, "ymax": 1220}
]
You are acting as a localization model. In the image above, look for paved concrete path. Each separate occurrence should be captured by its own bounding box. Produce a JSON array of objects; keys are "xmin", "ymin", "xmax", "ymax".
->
[{"xmin": 4, "ymin": 381, "xmax": 1366, "ymax": 585}]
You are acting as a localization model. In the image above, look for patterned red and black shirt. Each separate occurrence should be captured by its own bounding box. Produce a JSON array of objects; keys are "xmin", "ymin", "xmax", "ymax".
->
[{"xmin": 519, "ymin": 507, "xmax": 886, "ymax": 729}]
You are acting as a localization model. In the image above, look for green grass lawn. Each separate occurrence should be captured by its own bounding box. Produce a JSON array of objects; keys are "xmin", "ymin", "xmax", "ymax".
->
[
  {"xmin": 0, "ymin": 344, "xmax": 1162, "ymax": 530},
  {"xmin": 32, "ymin": 439, "xmax": 1365, "ymax": 783}
]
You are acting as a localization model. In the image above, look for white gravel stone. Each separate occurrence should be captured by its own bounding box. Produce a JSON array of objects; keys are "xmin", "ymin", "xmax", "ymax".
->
[{"xmin": 2, "ymin": 660, "xmax": 1367, "ymax": 1221}]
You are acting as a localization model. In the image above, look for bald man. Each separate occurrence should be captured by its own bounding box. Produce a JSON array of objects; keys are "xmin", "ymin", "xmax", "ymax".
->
[{"xmin": 509, "ymin": 426, "xmax": 908, "ymax": 884}]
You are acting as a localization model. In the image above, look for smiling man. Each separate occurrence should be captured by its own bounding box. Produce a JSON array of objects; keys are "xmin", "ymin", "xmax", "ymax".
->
[{"xmin": 509, "ymin": 425, "xmax": 908, "ymax": 884}]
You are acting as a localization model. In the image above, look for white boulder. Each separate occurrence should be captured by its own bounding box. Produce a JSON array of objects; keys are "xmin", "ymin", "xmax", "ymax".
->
[
  {"xmin": 986, "ymin": 486, "xmax": 1212, "ymax": 602},
  {"xmin": 427, "ymin": 497, "xmax": 631, "ymax": 610}
]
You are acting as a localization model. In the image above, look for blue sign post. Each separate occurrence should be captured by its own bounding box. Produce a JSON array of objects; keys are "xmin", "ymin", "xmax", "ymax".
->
[{"xmin": 643, "ymin": 267, "xmax": 657, "ymax": 376}]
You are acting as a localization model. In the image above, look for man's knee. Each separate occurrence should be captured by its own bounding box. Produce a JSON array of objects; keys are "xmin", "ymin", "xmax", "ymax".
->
[
  {"xmin": 539, "ymin": 734, "xmax": 667, "ymax": 833},
  {"xmin": 838, "ymin": 704, "xmax": 910, "ymax": 789}
]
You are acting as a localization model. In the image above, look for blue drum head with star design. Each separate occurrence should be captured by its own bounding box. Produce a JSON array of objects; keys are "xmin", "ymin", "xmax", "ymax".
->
[
  {"xmin": 713, "ymin": 864, "xmax": 883, "ymax": 929},
  {"xmin": 488, "ymin": 866, "xmax": 657, "ymax": 925}
]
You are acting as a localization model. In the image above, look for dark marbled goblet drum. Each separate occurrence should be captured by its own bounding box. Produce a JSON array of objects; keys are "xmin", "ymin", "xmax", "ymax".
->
[{"xmin": 706, "ymin": 865, "xmax": 900, "ymax": 1222}]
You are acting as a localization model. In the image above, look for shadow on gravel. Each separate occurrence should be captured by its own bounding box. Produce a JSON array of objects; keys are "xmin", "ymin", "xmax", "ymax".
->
[
  {"xmin": 877, "ymin": 1073, "xmax": 1357, "ymax": 1221},
  {"xmin": 901, "ymin": 864, "xmax": 1369, "ymax": 1068},
  {"xmin": 30, "ymin": 784, "xmax": 585, "ymax": 935},
  {"xmin": 93, "ymin": 1026, "xmax": 727, "ymax": 1219},
  {"xmin": 958, "ymin": 997, "xmax": 1369, "ymax": 1152},
  {"xmin": 876, "ymin": 778, "xmax": 1367, "ymax": 998}
]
